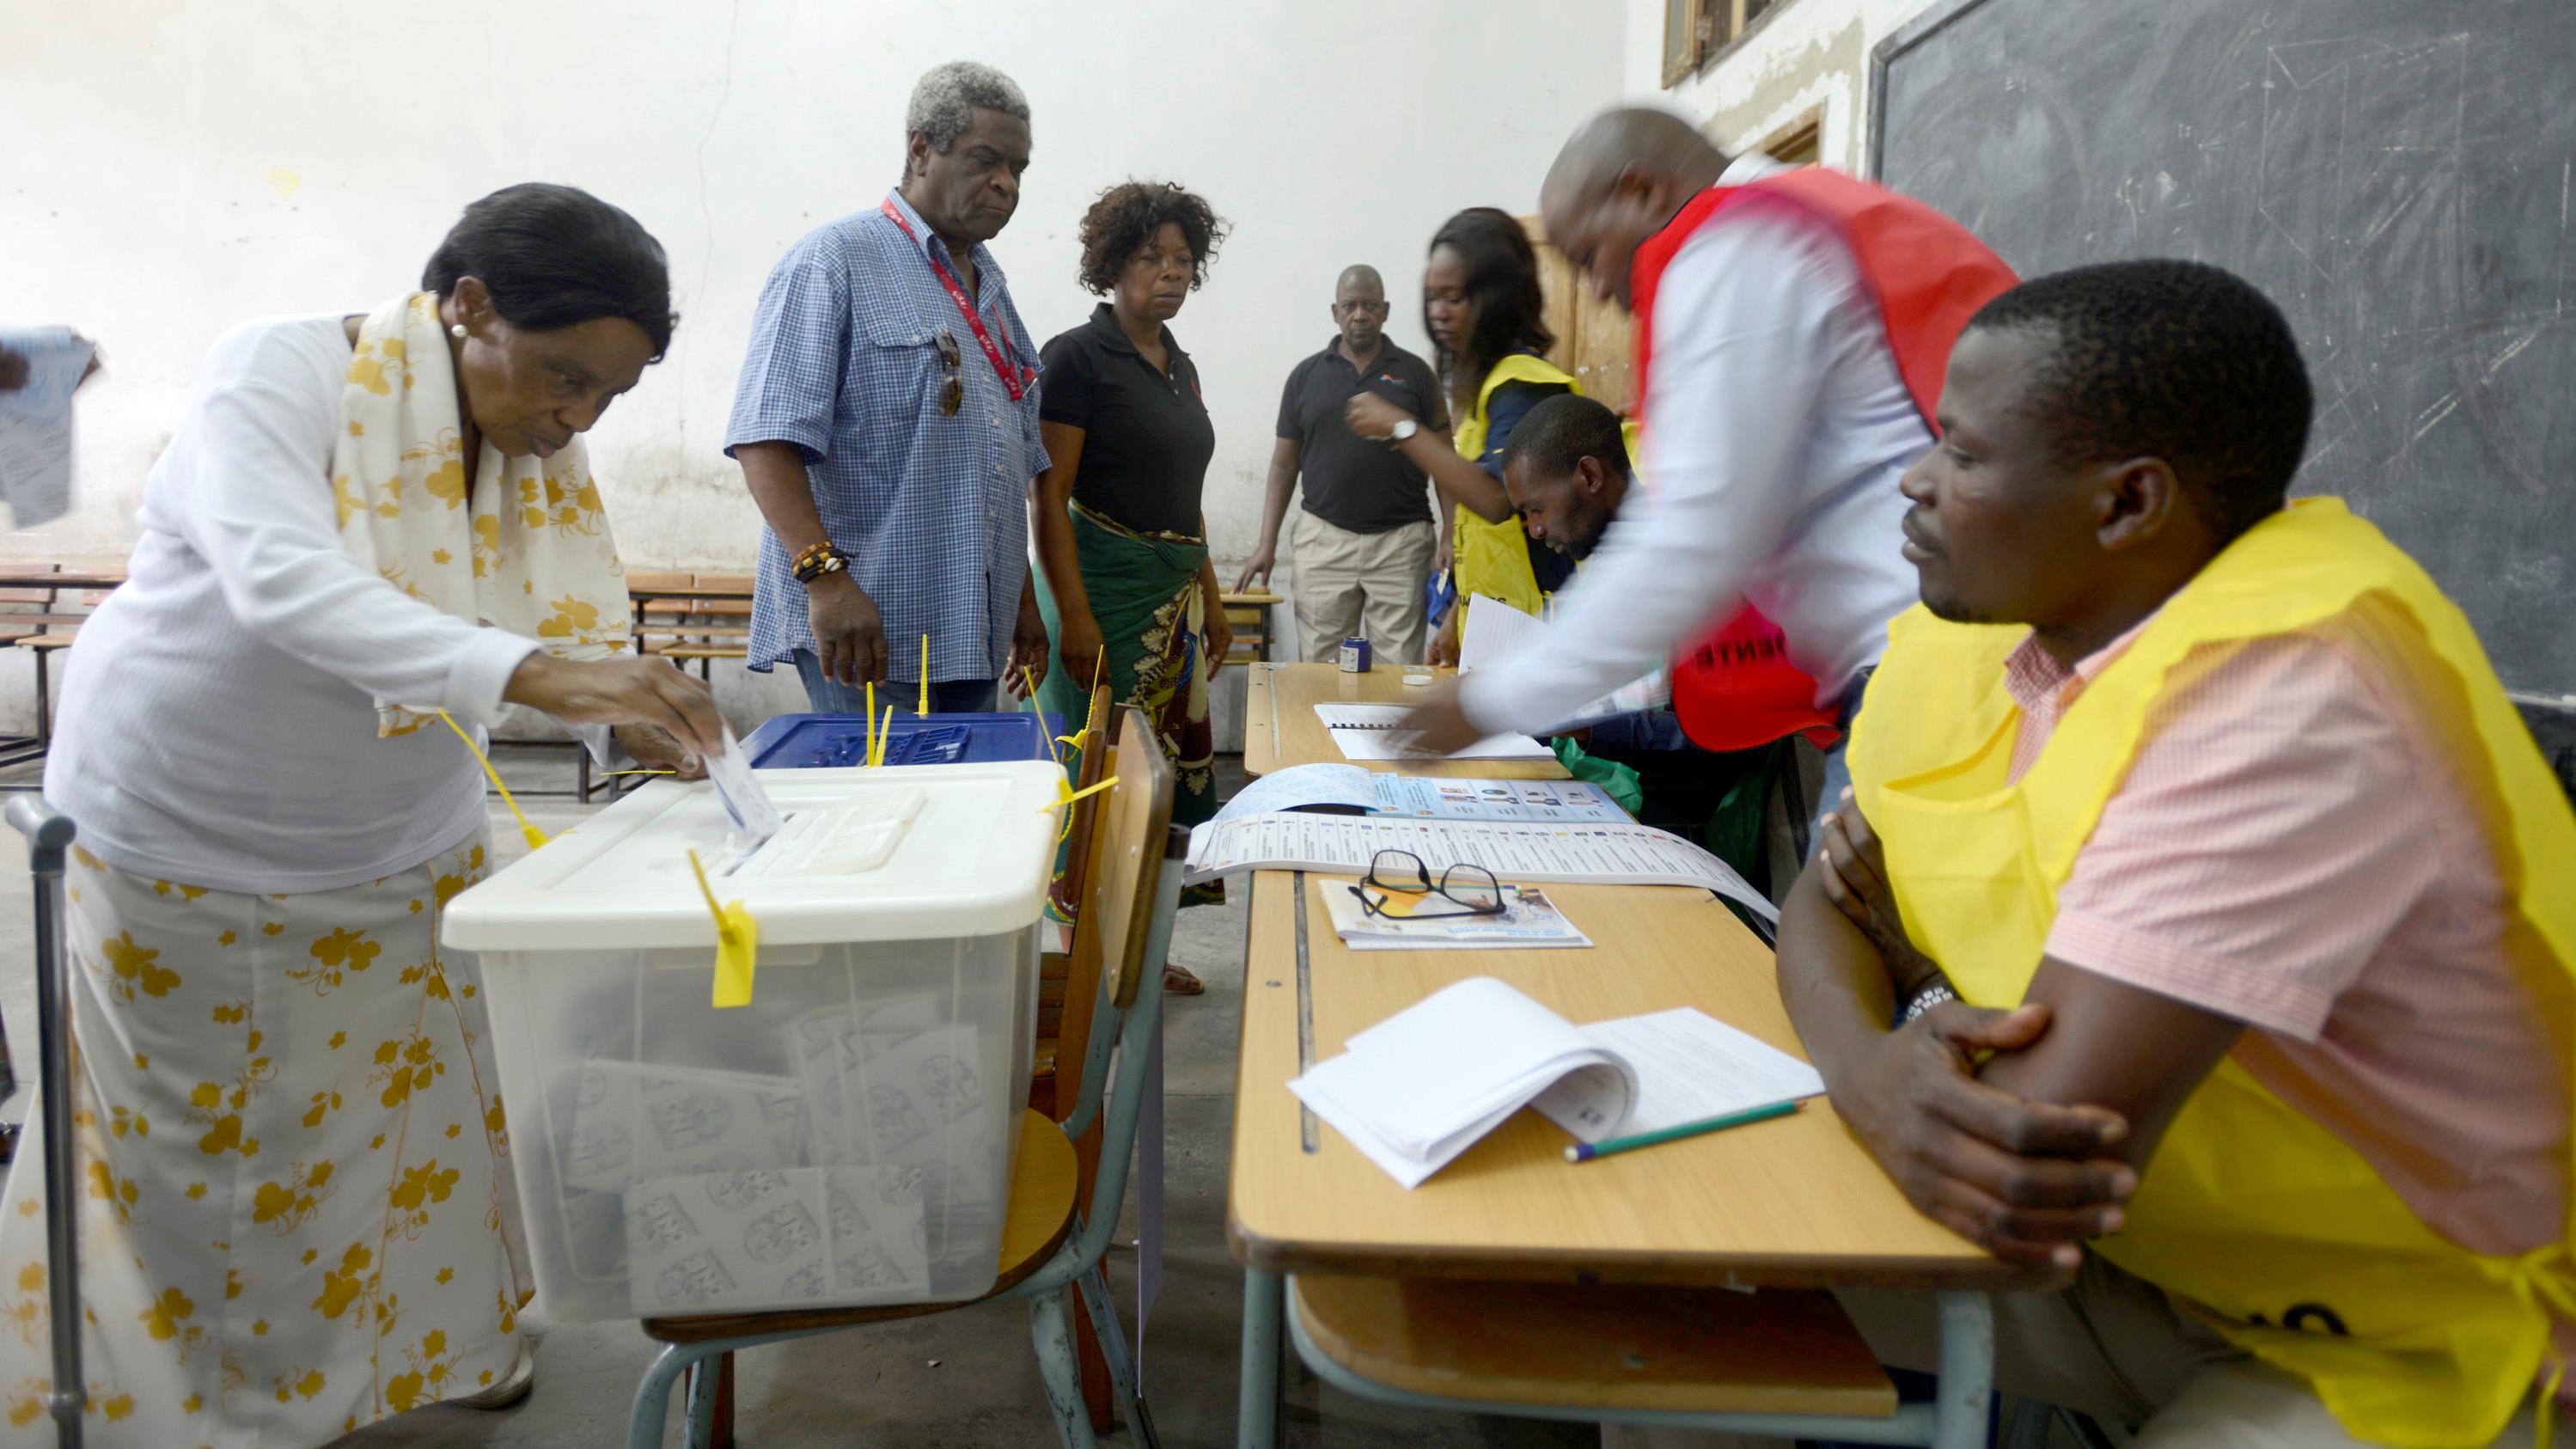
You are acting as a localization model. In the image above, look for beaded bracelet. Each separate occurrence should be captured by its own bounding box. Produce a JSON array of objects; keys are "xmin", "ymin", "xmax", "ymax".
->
[{"xmin": 791, "ymin": 542, "xmax": 848, "ymax": 584}]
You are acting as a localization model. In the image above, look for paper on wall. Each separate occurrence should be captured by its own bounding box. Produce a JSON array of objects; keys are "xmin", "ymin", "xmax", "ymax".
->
[{"xmin": 0, "ymin": 328, "xmax": 94, "ymax": 530}]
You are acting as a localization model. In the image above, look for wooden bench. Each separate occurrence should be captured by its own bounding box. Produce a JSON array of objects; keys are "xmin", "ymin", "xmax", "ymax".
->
[
  {"xmin": 0, "ymin": 567, "xmax": 126, "ymax": 773},
  {"xmin": 644, "ymin": 572, "xmax": 754, "ymax": 681}
]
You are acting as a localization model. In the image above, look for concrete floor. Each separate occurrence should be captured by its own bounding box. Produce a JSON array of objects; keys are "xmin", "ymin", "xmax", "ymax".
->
[{"xmin": 0, "ymin": 748, "xmax": 1600, "ymax": 1448}]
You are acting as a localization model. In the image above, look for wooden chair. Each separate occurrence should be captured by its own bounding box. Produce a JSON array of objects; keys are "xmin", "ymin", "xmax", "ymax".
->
[
  {"xmin": 1278, "ymin": 1274, "xmax": 2022, "ymax": 1446},
  {"xmin": 1029, "ymin": 681, "xmax": 1120, "ymax": 1430},
  {"xmin": 1219, "ymin": 590, "xmax": 1281, "ymax": 665},
  {"xmin": 1032, "ymin": 682, "xmax": 1117, "ymax": 1118},
  {"xmin": 629, "ymin": 705, "xmax": 1184, "ymax": 1449}
]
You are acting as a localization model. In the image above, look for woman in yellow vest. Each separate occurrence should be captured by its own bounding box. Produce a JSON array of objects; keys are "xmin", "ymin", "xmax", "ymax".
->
[
  {"xmin": 1346, "ymin": 207, "xmax": 1580, "ymax": 662},
  {"xmin": 1768, "ymin": 260, "xmax": 2574, "ymax": 1449}
]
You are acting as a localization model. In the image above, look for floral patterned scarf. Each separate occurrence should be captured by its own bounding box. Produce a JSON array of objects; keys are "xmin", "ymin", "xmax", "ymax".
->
[{"xmin": 331, "ymin": 293, "xmax": 631, "ymax": 735}]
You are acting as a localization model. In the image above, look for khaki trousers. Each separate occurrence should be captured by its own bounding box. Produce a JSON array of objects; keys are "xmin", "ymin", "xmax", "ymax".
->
[
  {"xmin": 1602, "ymin": 1254, "xmax": 2539, "ymax": 1448},
  {"xmin": 1289, "ymin": 510, "xmax": 1434, "ymax": 665}
]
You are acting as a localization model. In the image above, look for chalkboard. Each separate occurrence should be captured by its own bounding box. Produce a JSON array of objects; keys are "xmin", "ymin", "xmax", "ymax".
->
[{"xmin": 1870, "ymin": 0, "xmax": 2576, "ymax": 703}]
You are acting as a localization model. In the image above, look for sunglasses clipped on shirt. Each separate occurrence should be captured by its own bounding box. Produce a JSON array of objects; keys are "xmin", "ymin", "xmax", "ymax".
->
[
  {"xmin": 1349, "ymin": 849, "xmax": 1507, "ymax": 920},
  {"xmin": 936, "ymin": 327, "xmax": 963, "ymax": 417}
]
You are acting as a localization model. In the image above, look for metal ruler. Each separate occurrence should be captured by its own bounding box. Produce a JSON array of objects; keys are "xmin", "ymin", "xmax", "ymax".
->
[{"xmin": 1292, "ymin": 870, "xmax": 1318, "ymax": 1153}]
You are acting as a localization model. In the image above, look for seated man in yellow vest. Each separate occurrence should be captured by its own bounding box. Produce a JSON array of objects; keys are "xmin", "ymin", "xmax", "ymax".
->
[{"xmin": 1770, "ymin": 260, "xmax": 2575, "ymax": 1447}]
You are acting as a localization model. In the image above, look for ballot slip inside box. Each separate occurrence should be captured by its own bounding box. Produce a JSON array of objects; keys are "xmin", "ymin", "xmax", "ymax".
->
[{"xmin": 440, "ymin": 761, "xmax": 1065, "ymax": 1321}]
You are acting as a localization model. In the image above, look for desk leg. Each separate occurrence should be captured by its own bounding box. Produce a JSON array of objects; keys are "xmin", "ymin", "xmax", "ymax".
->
[
  {"xmin": 1932, "ymin": 1291, "xmax": 1995, "ymax": 1449},
  {"xmin": 1239, "ymin": 1269, "xmax": 1282, "ymax": 1449}
]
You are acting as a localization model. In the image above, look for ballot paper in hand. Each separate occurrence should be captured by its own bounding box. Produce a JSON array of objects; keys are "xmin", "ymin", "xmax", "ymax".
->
[
  {"xmin": 0, "ymin": 328, "xmax": 95, "ymax": 530},
  {"xmin": 1288, "ymin": 977, "xmax": 1822, "ymax": 1188},
  {"xmin": 704, "ymin": 727, "xmax": 784, "ymax": 848}
]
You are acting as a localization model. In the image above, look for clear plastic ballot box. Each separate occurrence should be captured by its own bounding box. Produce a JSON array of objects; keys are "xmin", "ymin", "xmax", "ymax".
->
[{"xmin": 440, "ymin": 761, "xmax": 1065, "ymax": 1321}]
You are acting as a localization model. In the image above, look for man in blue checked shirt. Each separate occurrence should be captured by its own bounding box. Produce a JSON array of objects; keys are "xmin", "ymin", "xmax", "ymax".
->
[{"xmin": 729, "ymin": 59, "xmax": 1053, "ymax": 713}]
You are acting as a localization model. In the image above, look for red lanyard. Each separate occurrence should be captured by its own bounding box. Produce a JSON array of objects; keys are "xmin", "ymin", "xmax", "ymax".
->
[{"xmin": 880, "ymin": 199, "xmax": 1031, "ymax": 401}]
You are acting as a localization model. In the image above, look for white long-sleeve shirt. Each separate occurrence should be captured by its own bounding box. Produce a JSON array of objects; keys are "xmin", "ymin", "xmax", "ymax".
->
[
  {"xmin": 46, "ymin": 315, "xmax": 557, "ymax": 895},
  {"xmin": 1461, "ymin": 155, "xmax": 1927, "ymax": 734}
]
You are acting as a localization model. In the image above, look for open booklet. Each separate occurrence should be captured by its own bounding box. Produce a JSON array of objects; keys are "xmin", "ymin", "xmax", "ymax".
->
[
  {"xmin": 1460, "ymin": 593, "xmax": 1669, "ymax": 733},
  {"xmin": 1289, "ymin": 977, "xmax": 1824, "ymax": 1188},
  {"xmin": 1214, "ymin": 761, "xmax": 1627, "ymax": 826}
]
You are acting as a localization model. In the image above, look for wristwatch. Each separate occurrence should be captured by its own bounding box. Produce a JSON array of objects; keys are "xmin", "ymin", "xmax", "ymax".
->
[{"xmin": 1387, "ymin": 419, "xmax": 1418, "ymax": 445}]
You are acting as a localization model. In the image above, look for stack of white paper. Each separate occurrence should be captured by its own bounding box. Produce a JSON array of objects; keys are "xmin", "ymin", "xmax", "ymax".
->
[
  {"xmin": 1183, "ymin": 811, "xmax": 1779, "ymax": 925},
  {"xmin": 1315, "ymin": 702, "xmax": 1556, "ymax": 762}
]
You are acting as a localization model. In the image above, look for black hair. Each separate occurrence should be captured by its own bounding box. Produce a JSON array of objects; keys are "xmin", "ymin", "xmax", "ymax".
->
[
  {"xmin": 1076, "ymin": 181, "xmax": 1229, "ymax": 296},
  {"xmin": 1498, "ymin": 394, "xmax": 1629, "ymax": 483},
  {"xmin": 421, "ymin": 183, "xmax": 677, "ymax": 358},
  {"xmin": 1425, "ymin": 208, "xmax": 1554, "ymax": 407},
  {"xmin": 1965, "ymin": 259, "xmax": 2312, "ymax": 544}
]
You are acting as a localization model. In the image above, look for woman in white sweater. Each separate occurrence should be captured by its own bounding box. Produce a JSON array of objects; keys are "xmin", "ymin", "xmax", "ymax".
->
[{"xmin": 3, "ymin": 184, "xmax": 723, "ymax": 1447}]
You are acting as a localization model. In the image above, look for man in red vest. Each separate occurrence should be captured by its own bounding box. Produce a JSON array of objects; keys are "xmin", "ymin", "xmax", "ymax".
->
[{"xmin": 1397, "ymin": 106, "xmax": 2016, "ymax": 832}]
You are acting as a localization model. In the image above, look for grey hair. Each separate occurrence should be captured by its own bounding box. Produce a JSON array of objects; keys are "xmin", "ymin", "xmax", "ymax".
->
[{"xmin": 903, "ymin": 61, "xmax": 1030, "ymax": 170}]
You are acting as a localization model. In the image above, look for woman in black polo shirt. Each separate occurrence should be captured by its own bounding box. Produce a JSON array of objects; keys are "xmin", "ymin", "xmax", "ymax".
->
[{"xmin": 1032, "ymin": 181, "xmax": 1232, "ymax": 979}]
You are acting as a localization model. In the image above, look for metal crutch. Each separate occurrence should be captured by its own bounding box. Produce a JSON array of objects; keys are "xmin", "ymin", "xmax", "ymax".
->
[{"xmin": 9, "ymin": 798, "xmax": 82, "ymax": 1447}]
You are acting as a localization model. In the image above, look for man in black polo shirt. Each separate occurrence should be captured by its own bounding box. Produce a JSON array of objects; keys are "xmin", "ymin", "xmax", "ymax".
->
[{"xmin": 1236, "ymin": 265, "xmax": 1448, "ymax": 663}]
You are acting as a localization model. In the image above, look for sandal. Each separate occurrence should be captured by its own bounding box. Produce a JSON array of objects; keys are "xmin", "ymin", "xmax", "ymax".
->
[{"xmin": 1161, "ymin": 963, "xmax": 1206, "ymax": 996}]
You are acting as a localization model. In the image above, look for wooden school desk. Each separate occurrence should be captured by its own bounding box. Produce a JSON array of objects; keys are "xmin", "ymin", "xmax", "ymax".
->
[
  {"xmin": 1240, "ymin": 661, "xmax": 1571, "ymax": 781},
  {"xmin": 1224, "ymin": 665, "xmax": 2049, "ymax": 1447}
]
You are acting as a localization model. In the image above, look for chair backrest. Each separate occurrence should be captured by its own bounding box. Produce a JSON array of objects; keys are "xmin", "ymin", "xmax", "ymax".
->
[
  {"xmin": 1080, "ymin": 705, "xmax": 1175, "ymax": 1009},
  {"xmin": 1053, "ymin": 727, "xmax": 1187, "ymax": 1254}
]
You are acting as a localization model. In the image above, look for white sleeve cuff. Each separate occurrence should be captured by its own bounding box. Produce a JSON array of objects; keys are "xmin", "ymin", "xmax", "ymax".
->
[
  {"xmin": 1457, "ymin": 668, "xmax": 1507, "ymax": 734},
  {"xmin": 443, "ymin": 632, "xmax": 542, "ymax": 730}
]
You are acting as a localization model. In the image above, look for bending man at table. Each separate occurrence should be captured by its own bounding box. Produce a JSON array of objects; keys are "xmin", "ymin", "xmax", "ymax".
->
[
  {"xmin": 1731, "ymin": 261, "xmax": 2575, "ymax": 1448},
  {"xmin": 1398, "ymin": 105, "xmax": 2015, "ymax": 826}
]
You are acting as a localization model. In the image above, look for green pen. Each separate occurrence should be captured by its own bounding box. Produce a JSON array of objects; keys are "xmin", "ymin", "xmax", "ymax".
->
[{"xmin": 1563, "ymin": 1099, "xmax": 1804, "ymax": 1163}]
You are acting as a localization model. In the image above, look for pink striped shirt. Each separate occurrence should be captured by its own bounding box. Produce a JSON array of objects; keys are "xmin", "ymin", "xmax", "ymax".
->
[{"xmin": 2006, "ymin": 609, "xmax": 2567, "ymax": 1259}]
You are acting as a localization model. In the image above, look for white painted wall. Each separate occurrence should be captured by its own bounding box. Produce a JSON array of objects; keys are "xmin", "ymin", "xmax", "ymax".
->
[
  {"xmin": 1, "ymin": 0, "xmax": 1626, "ymax": 580},
  {"xmin": 1623, "ymin": 0, "xmax": 1938, "ymax": 166}
]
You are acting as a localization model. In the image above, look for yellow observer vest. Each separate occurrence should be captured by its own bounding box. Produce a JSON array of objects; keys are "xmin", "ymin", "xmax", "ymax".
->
[
  {"xmin": 1851, "ymin": 499, "xmax": 2576, "ymax": 1448},
  {"xmin": 1448, "ymin": 353, "xmax": 1581, "ymax": 616}
]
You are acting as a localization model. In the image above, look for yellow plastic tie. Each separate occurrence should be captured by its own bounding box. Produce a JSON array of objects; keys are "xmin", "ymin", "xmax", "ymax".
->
[
  {"xmin": 1046, "ymin": 773, "xmax": 1120, "ymax": 816},
  {"xmin": 876, "ymin": 706, "xmax": 895, "ymax": 766},
  {"xmin": 2539, "ymin": 1358, "xmax": 2561, "ymax": 1449},
  {"xmin": 864, "ymin": 681, "xmax": 877, "ymax": 764},
  {"xmin": 436, "ymin": 709, "xmax": 546, "ymax": 852},
  {"xmin": 919, "ymin": 634, "xmax": 931, "ymax": 716},
  {"xmin": 687, "ymin": 849, "xmax": 759, "ymax": 1008},
  {"xmin": 1023, "ymin": 666, "xmax": 1059, "ymax": 763}
]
